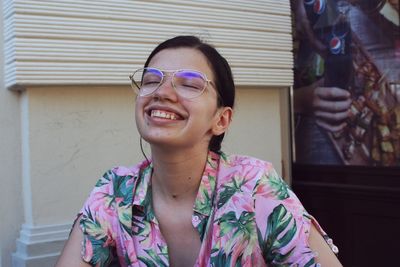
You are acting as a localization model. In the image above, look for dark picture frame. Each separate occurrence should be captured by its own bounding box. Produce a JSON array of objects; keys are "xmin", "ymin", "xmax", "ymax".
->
[
  {"xmin": 290, "ymin": 1, "xmax": 400, "ymax": 265},
  {"xmin": 291, "ymin": 0, "xmax": 400, "ymax": 167}
]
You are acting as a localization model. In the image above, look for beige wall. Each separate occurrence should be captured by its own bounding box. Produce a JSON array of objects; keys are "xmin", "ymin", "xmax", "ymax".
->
[
  {"xmin": 1, "ymin": 85, "xmax": 291, "ymax": 267},
  {"xmin": 0, "ymin": 0, "xmax": 24, "ymax": 266},
  {"xmin": 5, "ymin": 85, "xmax": 289, "ymax": 267},
  {"xmin": 26, "ymin": 86, "xmax": 140, "ymax": 224},
  {"xmin": 24, "ymin": 85, "xmax": 287, "ymax": 226},
  {"xmin": 5, "ymin": 85, "xmax": 290, "ymax": 267},
  {"xmin": 224, "ymin": 87, "xmax": 287, "ymax": 176},
  {"xmin": 0, "ymin": 81, "xmax": 287, "ymax": 266}
]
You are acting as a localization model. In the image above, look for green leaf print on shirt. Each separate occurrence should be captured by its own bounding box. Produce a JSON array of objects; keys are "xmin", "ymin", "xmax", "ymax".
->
[
  {"xmin": 194, "ymin": 173, "xmax": 216, "ymax": 215},
  {"xmin": 95, "ymin": 170, "xmax": 113, "ymax": 187},
  {"xmin": 88, "ymin": 236, "xmax": 113, "ymax": 267},
  {"xmin": 138, "ymin": 246, "xmax": 169, "ymax": 267},
  {"xmin": 260, "ymin": 204, "xmax": 297, "ymax": 266},
  {"xmin": 212, "ymin": 211, "xmax": 256, "ymax": 265},
  {"xmin": 218, "ymin": 211, "xmax": 255, "ymax": 238},
  {"xmin": 267, "ymin": 170, "xmax": 290, "ymax": 200},
  {"xmin": 211, "ymin": 249, "xmax": 243, "ymax": 267},
  {"xmin": 217, "ymin": 176, "xmax": 248, "ymax": 209},
  {"xmin": 112, "ymin": 174, "xmax": 134, "ymax": 205},
  {"xmin": 132, "ymin": 185, "xmax": 155, "ymax": 237}
]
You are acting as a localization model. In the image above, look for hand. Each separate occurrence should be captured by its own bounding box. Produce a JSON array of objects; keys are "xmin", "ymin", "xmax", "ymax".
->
[{"xmin": 294, "ymin": 79, "xmax": 352, "ymax": 132}]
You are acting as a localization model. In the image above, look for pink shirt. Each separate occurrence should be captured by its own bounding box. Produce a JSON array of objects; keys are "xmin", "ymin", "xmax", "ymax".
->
[{"xmin": 79, "ymin": 151, "xmax": 336, "ymax": 266}]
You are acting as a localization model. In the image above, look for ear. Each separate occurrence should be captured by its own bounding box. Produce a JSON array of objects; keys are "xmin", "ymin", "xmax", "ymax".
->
[{"xmin": 212, "ymin": 107, "xmax": 233, "ymax": 136}]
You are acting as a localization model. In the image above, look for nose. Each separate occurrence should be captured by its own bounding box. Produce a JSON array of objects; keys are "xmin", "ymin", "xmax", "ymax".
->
[{"xmin": 153, "ymin": 73, "xmax": 178, "ymax": 100}]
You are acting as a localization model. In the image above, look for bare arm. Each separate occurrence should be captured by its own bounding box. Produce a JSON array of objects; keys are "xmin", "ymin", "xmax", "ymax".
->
[
  {"xmin": 309, "ymin": 224, "xmax": 343, "ymax": 266},
  {"xmin": 55, "ymin": 217, "xmax": 93, "ymax": 267}
]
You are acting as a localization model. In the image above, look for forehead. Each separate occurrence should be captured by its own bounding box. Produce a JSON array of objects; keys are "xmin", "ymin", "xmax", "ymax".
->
[{"xmin": 148, "ymin": 48, "xmax": 214, "ymax": 80}]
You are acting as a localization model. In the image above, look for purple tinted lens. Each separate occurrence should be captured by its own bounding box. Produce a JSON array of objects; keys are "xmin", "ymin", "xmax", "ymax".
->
[{"xmin": 174, "ymin": 70, "xmax": 205, "ymax": 97}]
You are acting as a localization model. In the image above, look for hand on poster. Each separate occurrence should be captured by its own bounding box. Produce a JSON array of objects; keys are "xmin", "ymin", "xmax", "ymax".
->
[{"xmin": 294, "ymin": 78, "xmax": 352, "ymax": 132}]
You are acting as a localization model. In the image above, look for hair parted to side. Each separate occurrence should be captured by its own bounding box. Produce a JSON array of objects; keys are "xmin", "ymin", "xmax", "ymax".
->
[{"xmin": 143, "ymin": 35, "xmax": 235, "ymax": 153}]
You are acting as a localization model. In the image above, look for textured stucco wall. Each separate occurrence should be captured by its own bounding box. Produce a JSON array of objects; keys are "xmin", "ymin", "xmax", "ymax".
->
[
  {"xmin": 26, "ymin": 86, "xmax": 140, "ymax": 224},
  {"xmin": 224, "ymin": 87, "xmax": 285, "ymax": 175},
  {"xmin": 23, "ymin": 86, "xmax": 286, "ymax": 225},
  {"xmin": 1, "ymin": 75, "xmax": 290, "ymax": 267}
]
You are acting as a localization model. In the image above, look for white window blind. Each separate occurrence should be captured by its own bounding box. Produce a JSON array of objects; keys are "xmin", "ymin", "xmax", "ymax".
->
[{"xmin": 4, "ymin": 0, "xmax": 293, "ymax": 89}]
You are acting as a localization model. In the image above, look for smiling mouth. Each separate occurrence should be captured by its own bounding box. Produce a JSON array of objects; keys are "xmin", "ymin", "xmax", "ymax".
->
[{"xmin": 150, "ymin": 110, "xmax": 181, "ymax": 120}]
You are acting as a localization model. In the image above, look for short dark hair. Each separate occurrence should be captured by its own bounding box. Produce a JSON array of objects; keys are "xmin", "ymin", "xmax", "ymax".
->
[{"xmin": 143, "ymin": 35, "xmax": 235, "ymax": 153}]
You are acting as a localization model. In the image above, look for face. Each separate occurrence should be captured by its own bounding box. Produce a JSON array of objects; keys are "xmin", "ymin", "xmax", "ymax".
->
[{"xmin": 135, "ymin": 48, "xmax": 230, "ymax": 151}]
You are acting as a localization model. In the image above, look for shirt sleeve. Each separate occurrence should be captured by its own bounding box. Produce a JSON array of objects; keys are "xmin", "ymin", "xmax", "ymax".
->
[
  {"xmin": 254, "ymin": 164, "xmax": 328, "ymax": 267},
  {"xmin": 78, "ymin": 169, "xmax": 118, "ymax": 267}
]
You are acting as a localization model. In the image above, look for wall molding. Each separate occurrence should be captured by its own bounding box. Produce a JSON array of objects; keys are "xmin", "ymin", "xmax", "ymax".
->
[
  {"xmin": 4, "ymin": 0, "xmax": 293, "ymax": 90},
  {"xmin": 12, "ymin": 223, "xmax": 71, "ymax": 267}
]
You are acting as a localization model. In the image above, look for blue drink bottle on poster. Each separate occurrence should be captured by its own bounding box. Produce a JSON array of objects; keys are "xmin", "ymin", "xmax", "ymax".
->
[{"xmin": 324, "ymin": 0, "xmax": 353, "ymax": 90}]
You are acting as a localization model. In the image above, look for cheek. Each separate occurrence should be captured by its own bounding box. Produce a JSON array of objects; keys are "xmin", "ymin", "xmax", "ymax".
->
[
  {"xmin": 134, "ymin": 97, "xmax": 146, "ymax": 114},
  {"xmin": 134, "ymin": 102, "xmax": 140, "ymax": 120},
  {"xmin": 191, "ymin": 105, "xmax": 218, "ymax": 128},
  {"xmin": 134, "ymin": 98, "xmax": 146, "ymax": 126},
  {"xmin": 134, "ymin": 102, "xmax": 140, "ymax": 117}
]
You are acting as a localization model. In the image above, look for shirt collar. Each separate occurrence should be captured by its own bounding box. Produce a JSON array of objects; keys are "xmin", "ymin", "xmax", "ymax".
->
[
  {"xmin": 132, "ymin": 151, "xmax": 220, "ymax": 217},
  {"xmin": 131, "ymin": 160, "xmax": 154, "ymax": 223},
  {"xmin": 193, "ymin": 151, "xmax": 219, "ymax": 216}
]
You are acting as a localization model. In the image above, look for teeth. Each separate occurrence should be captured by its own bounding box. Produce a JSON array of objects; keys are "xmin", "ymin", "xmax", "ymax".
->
[{"xmin": 151, "ymin": 110, "xmax": 177, "ymax": 120}]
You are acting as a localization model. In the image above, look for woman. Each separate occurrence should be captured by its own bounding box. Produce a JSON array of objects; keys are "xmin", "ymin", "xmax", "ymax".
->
[{"xmin": 56, "ymin": 36, "xmax": 342, "ymax": 267}]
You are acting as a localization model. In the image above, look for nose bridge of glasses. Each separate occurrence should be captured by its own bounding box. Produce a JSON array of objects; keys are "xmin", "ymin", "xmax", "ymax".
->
[{"xmin": 158, "ymin": 70, "xmax": 175, "ymax": 89}]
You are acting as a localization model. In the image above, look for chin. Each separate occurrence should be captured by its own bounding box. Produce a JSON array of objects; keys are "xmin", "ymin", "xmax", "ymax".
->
[{"xmin": 141, "ymin": 134, "xmax": 178, "ymax": 147}]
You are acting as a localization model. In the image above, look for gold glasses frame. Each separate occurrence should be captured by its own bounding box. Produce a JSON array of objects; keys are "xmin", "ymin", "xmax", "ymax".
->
[{"xmin": 129, "ymin": 67, "xmax": 214, "ymax": 99}]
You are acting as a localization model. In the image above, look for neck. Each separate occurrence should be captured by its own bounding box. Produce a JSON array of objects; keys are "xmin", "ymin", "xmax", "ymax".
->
[{"xmin": 150, "ymin": 145, "xmax": 209, "ymax": 202}]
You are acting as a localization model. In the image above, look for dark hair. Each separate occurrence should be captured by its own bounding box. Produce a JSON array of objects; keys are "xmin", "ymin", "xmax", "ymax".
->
[{"xmin": 143, "ymin": 35, "xmax": 235, "ymax": 153}]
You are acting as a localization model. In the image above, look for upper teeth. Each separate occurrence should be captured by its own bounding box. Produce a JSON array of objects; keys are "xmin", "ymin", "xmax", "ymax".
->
[{"xmin": 151, "ymin": 110, "xmax": 177, "ymax": 120}]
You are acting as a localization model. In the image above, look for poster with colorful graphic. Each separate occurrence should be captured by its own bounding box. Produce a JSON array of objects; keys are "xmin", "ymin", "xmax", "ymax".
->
[{"xmin": 292, "ymin": 0, "xmax": 400, "ymax": 166}]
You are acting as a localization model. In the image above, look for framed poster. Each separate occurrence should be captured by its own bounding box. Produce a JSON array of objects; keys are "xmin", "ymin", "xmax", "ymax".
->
[{"xmin": 291, "ymin": 0, "xmax": 399, "ymax": 166}]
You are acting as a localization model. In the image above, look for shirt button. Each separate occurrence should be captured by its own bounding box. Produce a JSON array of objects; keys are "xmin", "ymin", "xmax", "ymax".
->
[{"xmin": 193, "ymin": 215, "xmax": 200, "ymax": 222}]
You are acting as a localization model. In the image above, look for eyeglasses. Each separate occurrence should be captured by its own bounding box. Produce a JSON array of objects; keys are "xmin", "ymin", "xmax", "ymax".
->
[{"xmin": 129, "ymin": 67, "xmax": 213, "ymax": 99}]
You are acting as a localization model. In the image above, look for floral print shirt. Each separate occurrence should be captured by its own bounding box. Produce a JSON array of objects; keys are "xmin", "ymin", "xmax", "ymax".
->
[{"xmin": 79, "ymin": 151, "xmax": 331, "ymax": 266}]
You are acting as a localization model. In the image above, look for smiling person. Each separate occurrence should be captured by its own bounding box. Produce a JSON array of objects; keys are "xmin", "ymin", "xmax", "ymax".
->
[{"xmin": 56, "ymin": 36, "xmax": 342, "ymax": 267}]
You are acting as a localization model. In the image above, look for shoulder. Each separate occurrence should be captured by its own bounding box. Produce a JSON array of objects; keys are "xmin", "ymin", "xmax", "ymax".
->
[
  {"xmin": 216, "ymin": 152, "xmax": 287, "ymax": 212},
  {"xmin": 111, "ymin": 160, "xmax": 147, "ymax": 180},
  {"xmin": 223, "ymin": 155, "xmax": 318, "ymax": 265},
  {"xmin": 82, "ymin": 160, "xmax": 149, "ymax": 209},
  {"xmin": 219, "ymin": 153, "xmax": 308, "ymax": 226},
  {"xmin": 218, "ymin": 152, "xmax": 278, "ymax": 185},
  {"xmin": 95, "ymin": 160, "xmax": 147, "ymax": 188},
  {"xmin": 80, "ymin": 160, "xmax": 149, "ymax": 226},
  {"xmin": 78, "ymin": 162, "xmax": 148, "ymax": 266},
  {"xmin": 220, "ymin": 152, "xmax": 273, "ymax": 169}
]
